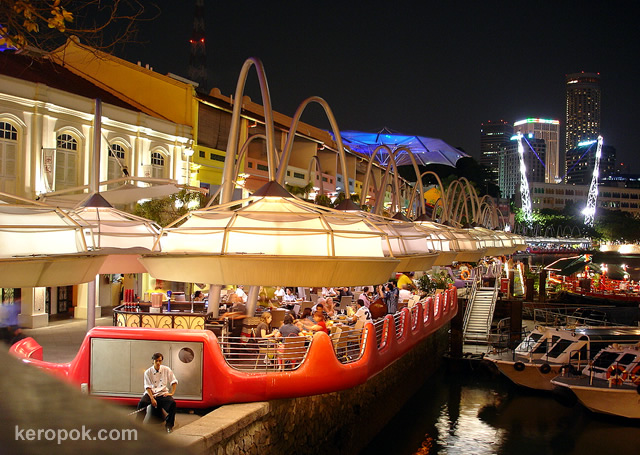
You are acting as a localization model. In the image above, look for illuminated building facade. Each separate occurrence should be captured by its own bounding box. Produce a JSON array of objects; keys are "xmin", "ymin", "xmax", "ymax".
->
[
  {"xmin": 514, "ymin": 118, "xmax": 560, "ymax": 183},
  {"xmin": 480, "ymin": 120, "xmax": 513, "ymax": 185},
  {"xmin": 565, "ymin": 72, "xmax": 601, "ymax": 158}
]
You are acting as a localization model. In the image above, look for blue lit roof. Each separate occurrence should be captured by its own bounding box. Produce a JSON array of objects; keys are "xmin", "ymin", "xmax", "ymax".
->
[{"xmin": 334, "ymin": 127, "xmax": 468, "ymax": 167}]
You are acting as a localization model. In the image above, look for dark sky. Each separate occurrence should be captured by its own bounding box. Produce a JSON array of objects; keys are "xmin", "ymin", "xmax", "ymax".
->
[{"xmin": 119, "ymin": 1, "xmax": 639, "ymax": 170}]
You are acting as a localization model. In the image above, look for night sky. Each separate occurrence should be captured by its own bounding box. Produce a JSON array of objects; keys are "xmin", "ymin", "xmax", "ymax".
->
[{"xmin": 119, "ymin": 1, "xmax": 639, "ymax": 170}]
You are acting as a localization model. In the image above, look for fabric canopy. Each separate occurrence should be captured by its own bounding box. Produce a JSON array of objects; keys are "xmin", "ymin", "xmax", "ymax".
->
[{"xmin": 337, "ymin": 127, "xmax": 469, "ymax": 167}]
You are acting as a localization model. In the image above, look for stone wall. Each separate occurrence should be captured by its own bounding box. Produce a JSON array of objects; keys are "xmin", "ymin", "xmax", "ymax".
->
[{"xmin": 176, "ymin": 323, "xmax": 450, "ymax": 454}]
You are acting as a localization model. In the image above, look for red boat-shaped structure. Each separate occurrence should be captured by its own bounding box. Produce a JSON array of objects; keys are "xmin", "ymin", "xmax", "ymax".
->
[{"xmin": 11, "ymin": 289, "xmax": 457, "ymax": 407}]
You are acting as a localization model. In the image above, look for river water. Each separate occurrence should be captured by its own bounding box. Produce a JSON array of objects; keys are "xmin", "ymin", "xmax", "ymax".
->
[{"xmin": 361, "ymin": 365, "xmax": 640, "ymax": 455}]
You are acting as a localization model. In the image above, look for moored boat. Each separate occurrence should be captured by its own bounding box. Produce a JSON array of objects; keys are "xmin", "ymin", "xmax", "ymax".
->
[
  {"xmin": 551, "ymin": 343, "xmax": 640, "ymax": 419},
  {"xmin": 485, "ymin": 326, "xmax": 640, "ymax": 391}
]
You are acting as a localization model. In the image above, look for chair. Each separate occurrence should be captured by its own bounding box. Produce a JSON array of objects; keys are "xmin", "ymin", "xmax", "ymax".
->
[
  {"xmin": 340, "ymin": 296, "xmax": 353, "ymax": 308},
  {"xmin": 310, "ymin": 293, "xmax": 319, "ymax": 303},
  {"xmin": 299, "ymin": 301, "xmax": 314, "ymax": 314},
  {"xmin": 270, "ymin": 309, "xmax": 286, "ymax": 328},
  {"xmin": 254, "ymin": 338, "xmax": 281, "ymax": 369},
  {"xmin": 281, "ymin": 336, "xmax": 307, "ymax": 369},
  {"xmin": 292, "ymin": 303, "xmax": 301, "ymax": 317},
  {"xmin": 304, "ymin": 288, "xmax": 312, "ymax": 301}
]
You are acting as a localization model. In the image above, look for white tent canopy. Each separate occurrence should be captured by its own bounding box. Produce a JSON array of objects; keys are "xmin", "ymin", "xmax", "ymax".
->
[
  {"xmin": 0, "ymin": 204, "xmax": 106, "ymax": 287},
  {"xmin": 140, "ymin": 182, "xmax": 399, "ymax": 286}
]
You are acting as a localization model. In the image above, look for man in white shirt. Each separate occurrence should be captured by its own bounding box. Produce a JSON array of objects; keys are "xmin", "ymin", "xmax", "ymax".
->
[
  {"xmin": 136, "ymin": 352, "xmax": 179, "ymax": 433},
  {"xmin": 235, "ymin": 285, "xmax": 248, "ymax": 303},
  {"xmin": 398, "ymin": 284, "xmax": 412, "ymax": 302},
  {"xmin": 351, "ymin": 298, "xmax": 373, "ymax": 328}
]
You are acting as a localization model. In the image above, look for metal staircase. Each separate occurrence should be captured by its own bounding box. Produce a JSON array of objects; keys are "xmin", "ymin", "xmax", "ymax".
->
[{"xmin": 462, "ymin": 277, "xmax": 499, "ymax": 346}]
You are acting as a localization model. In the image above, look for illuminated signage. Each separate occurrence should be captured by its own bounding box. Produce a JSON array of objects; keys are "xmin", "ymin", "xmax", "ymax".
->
[{"xmin": 514, "ymin": 118, "xmax": 560, "ymax": 126}]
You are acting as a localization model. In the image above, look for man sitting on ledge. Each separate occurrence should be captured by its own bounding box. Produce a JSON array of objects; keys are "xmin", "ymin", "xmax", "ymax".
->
[{"xmin": 137, "ymin": 352, "xmax": 178, "ymax": 433}]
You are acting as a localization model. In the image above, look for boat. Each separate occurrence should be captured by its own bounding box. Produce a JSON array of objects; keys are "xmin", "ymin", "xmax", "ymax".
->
[
  {"xmin": 9, "ymin": 288, "xmax": 457, "ymax": 408},
  {"xmin": 551, "ymin": 343, "xmax": 640, "ymax": 419},
  {"xmin": 485, "ymin": 326, "xmax": 640, "ymax": 391}
]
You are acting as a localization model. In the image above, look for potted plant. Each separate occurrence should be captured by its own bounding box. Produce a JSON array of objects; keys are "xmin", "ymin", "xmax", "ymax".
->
[
  {"xmin": 432, "ymin": 271, "xmax": 453, "ymax": 292},
  {"xmin": 416, "ymin": 274, "xmax": 436, "ymax": 296}
]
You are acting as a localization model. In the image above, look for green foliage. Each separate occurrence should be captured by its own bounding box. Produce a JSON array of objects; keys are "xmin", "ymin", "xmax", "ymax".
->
[
  {"xmin": 416, "ymin": 274, "xmax": 436, "ymax": 294},
  {"xmin": 314, "ymin": 194, "xmax": 332, "ymax": 207},
  {"xmin": 431, "ymin": 270, "xmax": 453, "ymax": 289},
  {"xmin": 132, "ymin": 189, "xmax": 205, "ymax": 227}
]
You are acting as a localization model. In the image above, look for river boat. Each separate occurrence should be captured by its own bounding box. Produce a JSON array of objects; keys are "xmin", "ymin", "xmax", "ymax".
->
[
  {"xmin": 9, "ymin": 289, "xmax": 457, "ymax": 408},
  {"xmin": 485, "ymin": 326, "xmax": 640, "ymax": 391},
  {"xmin": 551, "ymin": 343, "xmax": 640, "ymax": 419}
]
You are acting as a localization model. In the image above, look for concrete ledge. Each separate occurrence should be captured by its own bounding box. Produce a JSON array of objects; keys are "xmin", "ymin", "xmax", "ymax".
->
[{"xmin": 172, "ymin": 402, "xmax": 269, "ymax": 452}]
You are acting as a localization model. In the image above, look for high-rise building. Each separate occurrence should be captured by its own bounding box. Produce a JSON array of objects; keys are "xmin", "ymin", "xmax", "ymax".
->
[
  {"xmin": 514, "ymin": 118, "xmax": 560, "ymax": 184},
  {"xmin": 480, "ymin": 120, "xmax": 513, "ymax": 185},
  {"xmin": 499, "ymin": 135, "xmax": 546, "ymax": 199},
  {"xmin": 565, "ymin": 72, "xmax": 601, "ymax": 156}
]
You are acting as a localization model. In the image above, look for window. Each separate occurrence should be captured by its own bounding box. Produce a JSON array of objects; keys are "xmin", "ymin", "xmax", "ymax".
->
[
  {"xmin": 210, "ymin": 153, "xmax": 224, "ymax": 162},
  {"xmin": 0, "ymin": 122, "xmax": 18, "ymax": 193},
  {"xmin": 55, "ymin": 133, "xmax": 78, "ymax": 190},
  {"xmin": 257, "ymin": 164, "xmax": 268, "ymax": 172},
  {"xmin": 293, "ymin": 172, "xmax": 305, "ymax": 179},
  {"xmin": 108, "ymin": 143, "xmax": 127, "ymax": 182},
  {"xmin": 150, "ymin": 151, "xmax": 165, "ymax": 179},
  {"xmin": 199, "ymin": 151, "xmax": 205, "ymax": 158}
]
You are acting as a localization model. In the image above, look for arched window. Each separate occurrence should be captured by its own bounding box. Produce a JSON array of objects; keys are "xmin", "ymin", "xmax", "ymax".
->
[
  {"xmin": 108, "ymin": 143, "xmax": 127, "ymax": 182},
  {"xmin": 150, "ymin": 151, "xmax": 166, "ymax": 179},
  {"xmin": 55, "ymin": 133, "xmax": 78, "ymax": 191},
  {"xmin": 0, "ymin": 121, "xmax": 18, "ymax": 193}
]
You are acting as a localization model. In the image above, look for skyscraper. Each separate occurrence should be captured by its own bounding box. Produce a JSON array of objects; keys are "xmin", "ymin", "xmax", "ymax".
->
[
  {"xmin": 480, "ymin": 120, "xmax": 513, "ymax": 185},
  {"xmin": 188, "ymin": 0, "xmax": 208, "ymax": 91},
  {"xmin": 514, "ymin": 118, "xmax": 560, "ymax": 183},
  {"xmin": 565, "ymin": 72, "xmax": 601, "ymax": 155}
]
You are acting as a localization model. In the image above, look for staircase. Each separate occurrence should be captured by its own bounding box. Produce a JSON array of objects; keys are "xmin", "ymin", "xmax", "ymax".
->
[{"xmin": 463, "ymin": 279, "xmax": 499, "ymax": 346}]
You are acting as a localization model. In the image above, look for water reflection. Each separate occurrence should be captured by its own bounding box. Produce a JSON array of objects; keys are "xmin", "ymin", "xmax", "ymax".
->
[{"xmin": 361, "ymin": 367, "xmax": 640, "ymax": 455}]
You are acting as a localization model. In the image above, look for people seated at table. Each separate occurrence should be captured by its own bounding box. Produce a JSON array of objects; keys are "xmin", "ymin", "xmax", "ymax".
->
[
  {"xmin": 398, "ymin": 284, "xmax": 412, "ymax": 302},
  {"xmin": 274, "ymin": 286, "xmax": 286, "ymax": 299},
  {"xmin": 322, "ymin": 287, "xmax": 337, "ymax": 298},
  {"xmin": 256, "ymin": 312, "xmax": 280, "ymax": 339},
  {"xmin": 338, "ymin": 287, "xmax": 353, "ymax": 299},
  {"xmin": 310, "ymin": 312, "xmax": 329, "ymax": 334},
  {"xmin": 279, "ymin": 314, "xmax": 302, "ymax": 337},
  {"xmin": 227, "ymin": 293, "xmax": 247, "ymax": 316},
  {"xmin": 297, "ymin": 307, "xmax": 315, "ymax": 330},
  {"xmin": 351, "ymin": 298, "xmax": 373, "ymax": 328},
  {"xmin": 193, "ymin": 290, "xmax": 205, "ymax": 302},
  {"xmin": 282, "ymin": 287, "xmax": 297, "ymax": 303},
  {"xmin": 312, "ymin": 297, "xmax": 326, "ymax": 312},
  {"xmin": 324, "ymin": 297, "xmax": 336, "ymax": 318}
]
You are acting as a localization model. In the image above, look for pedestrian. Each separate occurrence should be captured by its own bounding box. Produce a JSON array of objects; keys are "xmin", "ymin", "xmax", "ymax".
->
[{"xmin": 136, "ymin": 352, "xmax": 178, "ymax": 433}]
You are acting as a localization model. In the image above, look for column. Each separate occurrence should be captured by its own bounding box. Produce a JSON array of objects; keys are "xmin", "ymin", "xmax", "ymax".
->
[{"xmin": 17, "ymin": 288, "xmax": 49, "ymax": 328}]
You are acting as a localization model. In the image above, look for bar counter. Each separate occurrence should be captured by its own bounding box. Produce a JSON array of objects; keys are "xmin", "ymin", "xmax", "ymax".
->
[{"xmin": 113, "ymin": 302, "xmax": 208, "ymax": 330}]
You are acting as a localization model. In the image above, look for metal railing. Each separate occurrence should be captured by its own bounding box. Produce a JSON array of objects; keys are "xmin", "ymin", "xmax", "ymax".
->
[{"xmin": 217, "ymin": 327, "xmax": 367, "ymax": 371}]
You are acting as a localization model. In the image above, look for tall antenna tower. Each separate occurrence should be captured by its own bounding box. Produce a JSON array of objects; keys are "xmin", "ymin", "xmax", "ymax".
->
[
  {"xmin": 583, "ymin": 136, "xmax": 604, "ymax": 227},
  {"xmin": 187, "ymin": 0, "xmax": 208, "ymax": 91},
  {"xmin": 515, "ymin": 133, "xmax": 533, "ymax": 227}
]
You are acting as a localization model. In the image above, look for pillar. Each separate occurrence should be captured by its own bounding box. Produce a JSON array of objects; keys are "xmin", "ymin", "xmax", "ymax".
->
[{"xmin": 17, "ymin": 288, "xmax": 48, "ymax": 328}]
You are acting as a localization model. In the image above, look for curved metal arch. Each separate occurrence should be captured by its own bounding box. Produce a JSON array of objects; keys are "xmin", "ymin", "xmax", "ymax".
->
[
  {"xmin": 277, "ymin": 96, "xmax": 350, "ymax": 200},
  {"xmin": 419, "ymin": 171, "xmax": 450, "ymax": 223},
  {"xmin": 359, "ymin": 145, "xmax": 389, "ymax": 209},
  {"xmin": 446, "ymin": 180, "xmax": 472, "ymax": 226},
  {"xmin": 544, "ymin": 225, "xmax": 555, "ymax": 237},
  {"xmin": 306, "ymin": 155, "xmax": 325, "ymax": 197},
  {"xmin": 220, "ymin": 58, "xmax": 277, "ymax": 204},
  {"xmin": 373, "ymin": 151, "xmax": 402, "ymax": 215}
]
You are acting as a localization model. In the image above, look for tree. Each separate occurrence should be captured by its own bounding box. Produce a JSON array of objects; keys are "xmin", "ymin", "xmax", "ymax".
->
[
  {"xmin": 0, "ymin": 1, "xmax": 158, "ymax": 52},
  {"xmin": 132, "ymin": 189, "xmax": 205, "ymax": 227}
]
